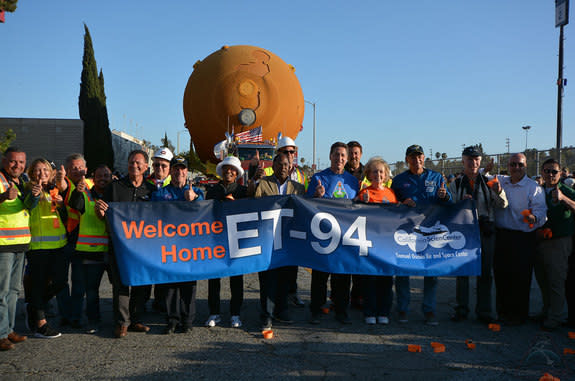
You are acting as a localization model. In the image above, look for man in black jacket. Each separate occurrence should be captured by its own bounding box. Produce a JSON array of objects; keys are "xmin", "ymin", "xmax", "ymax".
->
[{"xmin": 95, "ymin": 150, "xmax": 156, "ymax": 338}]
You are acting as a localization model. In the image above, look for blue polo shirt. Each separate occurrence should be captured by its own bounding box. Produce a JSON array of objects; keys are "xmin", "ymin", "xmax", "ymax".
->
[
  {"xmin": 306, "ymin": 168, "xmax": 359, "ymax": 199},
  {"xmin": 391, "ymin": 168, "xmax": 452, "ymax": 204},
  {"xmin": 151, "ymin": 184, "xmax": 205, "ymax": 202}
]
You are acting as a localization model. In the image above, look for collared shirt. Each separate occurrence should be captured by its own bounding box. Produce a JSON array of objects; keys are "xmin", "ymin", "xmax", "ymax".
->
[
  {"xmin": 151, "ymin": 184, "xmax": 204, "ymax": 202},
  {"xmin": 494, "ymin": 175, "xmax": 547, "ymax": 232}
]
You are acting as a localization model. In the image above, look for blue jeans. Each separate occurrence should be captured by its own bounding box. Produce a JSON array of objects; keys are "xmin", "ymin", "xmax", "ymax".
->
[
  {"xmin": 70, "ymin": 256, "xmax": 106, "ymax": 322},
  {"xmin": 0, "ymin": 252, "xmax": 25, "ymax": 338},
  {"xmin": 395, "ymin": 276, "xmax": 437, "ymax": 314}
]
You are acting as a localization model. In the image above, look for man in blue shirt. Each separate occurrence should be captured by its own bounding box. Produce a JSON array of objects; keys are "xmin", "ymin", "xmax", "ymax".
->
[
  {"xmin": 152, "ymin": 156, "xmax": 204, "ymax": 334},
  {"xmin": 307, "ymin": 142, "xmax": 359, "ymax": 324},
  {"xmin": 391, "ymin": 144, "xmax": 452, "ymax": 326}
]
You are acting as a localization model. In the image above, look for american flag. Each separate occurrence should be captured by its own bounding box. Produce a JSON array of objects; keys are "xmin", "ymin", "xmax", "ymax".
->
[{"xmin": 235, "ymin": 126, "xmax": 262, "ymax": 143}]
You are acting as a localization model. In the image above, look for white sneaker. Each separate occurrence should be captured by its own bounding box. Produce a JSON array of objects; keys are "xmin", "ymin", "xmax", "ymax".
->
[
  {"xmin": 377, "ymin": 316, "xmax": 390, "ymax": 325},
  {"xmin": 230, "ymin": 315, "xmax": 242, "ymax": 328},
  {"xmin": 365, "ymin": 316, "xmax": 376, "ymax": 325},
  {"xmin": 205, "ymin": 314, "xmax": 221, "ymax": 327}
]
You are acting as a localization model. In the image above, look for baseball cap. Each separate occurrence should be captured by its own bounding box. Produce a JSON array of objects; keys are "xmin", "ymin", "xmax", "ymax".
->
[
  {"xmin": 462, "ymin": 146, "xmax": 482, "ymax": 157},
  {"xmin": 170, "ymin": 156, "xmax": 188, "ymax": 169},
  {"xmin": 153, "ymin": 147, "xmax": 174, "ymax": 162},
  {"xmin": 405, "ymin": 145, "xmax": 424, "ymax": 156}
]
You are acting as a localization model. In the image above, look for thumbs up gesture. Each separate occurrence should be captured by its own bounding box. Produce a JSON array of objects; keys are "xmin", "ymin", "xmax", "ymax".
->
[
  {"xmin": 76, "ymin": 175, "xmax": 87, "ymax": 193},
  {"xmin": 55, "ymin": 165, "xmax": 68, "ymax": 192},
  {"xmin": 437, "ymin": 181, "xmax": 447, "ymax": 200},
  {"xmin": 31, "ymin": 181, "xmax": 43, "ymax": 197},
  {"xmin": 314, "ymin": 178, "xmax": 325, "ymax": 198},
  {"xmin": 184, "ymin": 181, "xmax": 198, "ymax": 201},
  {"xmin": 5, "ymin": 182, "xmax": 18, "ymax": 200}
]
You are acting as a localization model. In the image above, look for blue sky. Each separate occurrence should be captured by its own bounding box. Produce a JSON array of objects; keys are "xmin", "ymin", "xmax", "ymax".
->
[{"xmin": 1, "ymin": 1, "xmax": 572, "ymax": 168}]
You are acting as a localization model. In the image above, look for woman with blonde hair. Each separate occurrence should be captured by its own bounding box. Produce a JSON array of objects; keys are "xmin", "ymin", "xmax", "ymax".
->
[
  {"xmin": 25, "ymin": 158, "xmax": 67, "ymax": 338},
  {"xmin": 356, "ymin": 157, "xmax": 398, "ymax": 325}
]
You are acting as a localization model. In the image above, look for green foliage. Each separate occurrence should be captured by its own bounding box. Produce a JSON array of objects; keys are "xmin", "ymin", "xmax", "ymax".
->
[
  {"xmin": 79, "ymin": 24, "xmax": 114, "ymax": 172},
  {"xmin": 161, "ymin": 132, "xmax": 176, "ymax": 153},
  {"xmin": 0, "ymin": 0, "xmax": 18, "ymax": 12},
  {"xmin": 0, "ymin": 129, "xmax": 16, "ymax": 153}
]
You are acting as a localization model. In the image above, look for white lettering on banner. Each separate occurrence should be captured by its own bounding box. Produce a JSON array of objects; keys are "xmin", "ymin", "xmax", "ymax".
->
[
  {"xmin": 260, "ymin": 208, "xmax": 294, "ymax": 250},
  {"xmin": 226, "ymin": 212, "xmax": 261, "ymax": 258},
  {"xmin": 310, "ymin": 213, "xmax": 373, "ymax": 256}
]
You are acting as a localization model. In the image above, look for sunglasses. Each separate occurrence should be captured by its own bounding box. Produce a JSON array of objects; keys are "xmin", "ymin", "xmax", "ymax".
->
[
  {"xmin": 543, "ymin": 168, "xmax": 560, "ymax": 175},
  {"xmin": 509, "ymin": 162, "xmax": 525, "ymax": 168},
  {"xmin": 153, "ymin": 163, "xmax": 169, "ymax": 169},
  {"xmin": 282, "ymin": 150, "xmax": 296, "ymax": 155}
]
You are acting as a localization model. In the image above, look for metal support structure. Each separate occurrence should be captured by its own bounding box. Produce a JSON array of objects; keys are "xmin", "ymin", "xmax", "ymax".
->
[
  {"xmin": 556, "ymin": 25, "xmax": 565, "ymax": 165},
  {"xmin": 177, "ymin": 129, "xmax": 188, "ymax": 154},
  {"xmin": 305, "ymin": 100, "xmax": 317, "ymax": 170}
]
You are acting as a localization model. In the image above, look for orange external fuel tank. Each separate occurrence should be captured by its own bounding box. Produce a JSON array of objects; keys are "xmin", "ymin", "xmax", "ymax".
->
[{"xmin": 183, "ymin": 45, "xmax": 305, "ymax": 162}]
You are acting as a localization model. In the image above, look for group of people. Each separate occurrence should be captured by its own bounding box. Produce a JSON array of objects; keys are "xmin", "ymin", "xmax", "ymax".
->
[{"xmin": 1, "ymin": 137, "xmax": 575, "ymax": 351}]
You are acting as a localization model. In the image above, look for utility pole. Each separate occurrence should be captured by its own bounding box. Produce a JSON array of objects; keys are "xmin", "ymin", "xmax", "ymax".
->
[
  {"xmin": 506, "ymin": 137, "xmax": 510, "ymax": 154},
  {"xmin": 522, "ymin": 125, "xmax": 531, "ymax": 151},
  {"xmin": 305, "ymin": 100, "xmax": 317, "ymax": 171},
  {"xmin": 555, "ymin": 0, "xmax": 569, "ymax": 165}
]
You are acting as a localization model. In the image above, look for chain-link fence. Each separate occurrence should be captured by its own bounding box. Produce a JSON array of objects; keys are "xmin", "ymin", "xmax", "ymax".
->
[{"xmin": 390, "ymin": 147, "xmax": 575, "ymax": 178}]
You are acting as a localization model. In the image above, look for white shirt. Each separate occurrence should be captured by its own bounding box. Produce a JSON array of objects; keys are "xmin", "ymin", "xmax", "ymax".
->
[{"xmin": 494, "ymin": 175, "xmax": 547, "ymax": 232}]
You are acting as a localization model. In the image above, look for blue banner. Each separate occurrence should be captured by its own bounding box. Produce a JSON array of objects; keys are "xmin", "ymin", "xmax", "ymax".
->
[{"xmin": 106, "ymin": 196, "xmax": 481, "ymax": 286}]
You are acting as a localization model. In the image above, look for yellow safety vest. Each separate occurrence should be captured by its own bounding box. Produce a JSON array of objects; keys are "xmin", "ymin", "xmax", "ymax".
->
[
  {"xmin": 0, "ymin": 173, "xmax": 31, "ymax": 246},
  {"xmin": 64, "ymin": 177, "xmax": 94, "ymax": 233},
  {"xmin": 147, "ymin": 175, "xmax": 171, "ymax": 188},
  {"xmin": 75, "ymin": 190, "xmax": 108, "ymax": 252},
  {"xmin": 29, "ymin": 189, "xmax": 67, "ymax": 250}
]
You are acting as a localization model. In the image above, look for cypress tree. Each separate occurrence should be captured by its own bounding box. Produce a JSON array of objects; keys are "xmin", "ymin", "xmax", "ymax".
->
[{"xmin": 79, "ymin": 24, "xmax": 114, "ymax": 172}]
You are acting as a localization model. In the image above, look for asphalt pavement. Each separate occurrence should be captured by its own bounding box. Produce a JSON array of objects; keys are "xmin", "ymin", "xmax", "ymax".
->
[{"xmin": 1, "ymin": 270, "xmax": 574, "ymax": 381}]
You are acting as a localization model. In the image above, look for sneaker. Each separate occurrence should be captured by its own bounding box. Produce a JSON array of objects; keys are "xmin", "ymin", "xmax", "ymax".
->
[
  {"xmin": 205, "ymin": 314, "xmax": 221, "ymax": 327},
  {"xmin": 230, "ymin": 315, "xmax": 242, "ymax": 328},
  {"xmin": 377, "ymin": 316, "xmax": 390, "ymax": 325},
  {"xmin": 425, "ymin": 312, "xmax": 439, "ymax": 326},
  {"xmin": 398, "ymin": 311, "xmax": 408, "ymax": 324},
  {"xmin": 34, "ymin": 323, "xmax": 62, "ymax": 339},
  {"xmin": 365, "ymin": 316, "xmax": 376, "ymax": 325}
]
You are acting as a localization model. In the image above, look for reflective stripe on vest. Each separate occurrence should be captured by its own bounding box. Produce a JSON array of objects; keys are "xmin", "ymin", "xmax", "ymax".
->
[
  {"xmin": 29, "ymin": 192, "xmax": 67, "ymax": 250},
  {"xmin": 0, "ymin": 173, "xmax": 31, "ymax": 246},
  {"xmin": 31, "ymin": 233, "xmax": 67, "ymax": 243},
  {"xmin": 76, "ymin": 189, "xmax": 108, "ymax": 252},
  {"xmin": 65, "ymin": 177, "xmax": 94, "ymax": 233}
]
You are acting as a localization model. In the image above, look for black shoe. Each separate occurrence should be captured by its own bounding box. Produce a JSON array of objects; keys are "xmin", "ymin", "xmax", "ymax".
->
[
  {"xmin": 164, "ymin": 323, "xmax": 178, "ymax": 335},
  {"xmin": 335, "ymin": 313, "xmax": 352, "ymax": 325},
  {"xmin": 274, "ymin": 312, "xmax": 293, "ymax": 324},
  {"xmin": 261, "ymin": 317, "xmax": 273, "ymax": 331},
  {"xmin": 34, "ymin": 323, "xmax": 62, "ymax": 339},
  {"xmin": 309, "ymin": 313, "xmax": 321, "ymax": 325}
]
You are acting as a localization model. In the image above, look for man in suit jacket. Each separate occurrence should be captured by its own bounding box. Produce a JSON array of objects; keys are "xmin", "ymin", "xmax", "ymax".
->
[{"xmin": 254, "ymin": 153, "xmax": 305, "ymax": 330}]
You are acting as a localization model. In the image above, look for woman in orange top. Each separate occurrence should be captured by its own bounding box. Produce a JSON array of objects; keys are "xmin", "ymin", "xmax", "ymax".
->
[{"xmin": 356, "ymin": 157, "xmax": 397, "ymax": 325}]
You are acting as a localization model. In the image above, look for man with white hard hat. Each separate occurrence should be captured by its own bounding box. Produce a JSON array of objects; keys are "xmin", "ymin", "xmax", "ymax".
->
[
  {"xmin": 148, "ymin": 147, "xmax": 173, "ymax": 189},
  {"xmin": 146, "ymin": 147, "xmax": 174, "ymax": 313}
]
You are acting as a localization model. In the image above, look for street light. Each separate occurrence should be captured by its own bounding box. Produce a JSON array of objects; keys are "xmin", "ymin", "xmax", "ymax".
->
[
  {"xmin": 304, "ymin": 100, "xmax": 317, "ymax": 170},
  {"xmin": 522, "ymin": 125, "xmax": 531, "ymax": 151},
  {"xmin": 177, "ymin": 129, "xmax": 188, "ymax": 154}
]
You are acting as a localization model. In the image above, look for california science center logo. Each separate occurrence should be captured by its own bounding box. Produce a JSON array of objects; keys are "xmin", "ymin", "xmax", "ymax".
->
[{"xmin": 393, "ymin": 221, "xmax": 466, "ymax": 253}]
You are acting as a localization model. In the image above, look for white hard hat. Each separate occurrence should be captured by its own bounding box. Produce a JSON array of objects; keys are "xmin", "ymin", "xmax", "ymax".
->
[
  {"xmin": 277, "ymin": 136, "xmax": 296, "ymax": 150},
  {"xmin": 216, "ymin": 156, "xmax": 244, "ymax": 178},
  {"xmin": 153, "ymin": 147, "xmax": 174, "ymax": 162}
]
